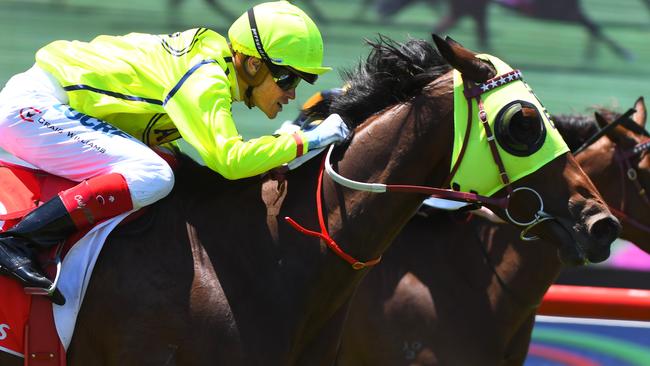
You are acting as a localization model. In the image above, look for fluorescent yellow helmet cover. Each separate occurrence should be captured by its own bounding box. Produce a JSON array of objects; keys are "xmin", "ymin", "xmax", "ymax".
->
[
  {"xmin": 228, "ymin": 1, "xmax": 330, "ymax": 75},
  {"xmin": 449, "ymin": 54, "xmax": 569, "ymax": 197}
]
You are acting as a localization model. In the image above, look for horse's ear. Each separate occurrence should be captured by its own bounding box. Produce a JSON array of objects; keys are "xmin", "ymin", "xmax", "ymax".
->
[
  {"xmin": 594, "ymin": 111, "xmax": 609, "ymax": 129},
  {"xmin": 632, "ymin": 96, "xmax": 647, "ymax": 128},
  {"xmin": 595, "ymin": 111, "xmax": 624, "ymax": 144},
  {"xmin": 431, "ymin": 33, "xmax": 495, "ymax": 83},
  {"xmin": 444, "ymin": 35, "xmax": 463, "ymax": 48}
]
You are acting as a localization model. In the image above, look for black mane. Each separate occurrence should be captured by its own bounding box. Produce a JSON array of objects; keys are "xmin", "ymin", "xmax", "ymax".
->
[
  {"xmin": 171, "ymin": 154, "xmax": 261, "ymax": 197},
  {"xmin": 552, "ymin": 107, "xmax": 624, "ymax": 152},
  {"xmin": 323, "ymin": 36, "xmax": 452, "ymax": 127},
  {"xmin": 552, "ymin": 114, "xmax": 599, "ymax": 152}
]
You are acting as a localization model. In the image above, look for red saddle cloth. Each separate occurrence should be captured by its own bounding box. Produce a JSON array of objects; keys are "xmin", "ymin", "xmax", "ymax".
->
[
  {"xmin": 0, "ymin": 161, "xmax": 77, "ymax": 366},
  {"xmin": 0, "ymin": 149, "xmax": 173, "ymax": 365}
]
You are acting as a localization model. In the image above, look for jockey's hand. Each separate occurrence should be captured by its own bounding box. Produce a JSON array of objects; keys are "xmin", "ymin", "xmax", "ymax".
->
[
  {"xmin": 274, "ymin": 120, "xmax": 301, "ymax": 135},
  {"xmin": 303, "ymin": 113, "xmax": 350, "ymax": 151}
]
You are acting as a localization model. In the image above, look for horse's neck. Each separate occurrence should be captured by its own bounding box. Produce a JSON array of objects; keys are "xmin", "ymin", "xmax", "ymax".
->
[
  {"xmin": 475, "ymin": 217, "xmax": 562, "ymax": 309},
  {"xmin": 271, "ymin": 101, "xmax": 451, "ymax": 360},
  {"xmin": 167, "ymin": 97, "xmax": 452, "ymax": 362},
  {"xmin": 325, "ymin": 101, "xmax": 451, "ymax": 261},
  {"xmin": 278, "ymin": 102, "xmax": 453, "ymax": 359},
  {"xmin": 171, "ymin": 158, "xmax": 359, "ymax": 361}
]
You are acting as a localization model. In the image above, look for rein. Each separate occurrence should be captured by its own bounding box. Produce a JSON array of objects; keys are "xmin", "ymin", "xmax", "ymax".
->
[
  {"xmin": 323, "ymin": 147, "xmax": 509, "ymax": 208},
  {"xmin": 573, "ymin": 108, "xmax": 636, "ymax": 155}
]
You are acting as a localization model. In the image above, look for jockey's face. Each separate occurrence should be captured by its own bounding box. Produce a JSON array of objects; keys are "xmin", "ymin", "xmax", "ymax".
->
[{"xmin": 251, "ymin": 70, "xmax": 297, "ymax": 119}]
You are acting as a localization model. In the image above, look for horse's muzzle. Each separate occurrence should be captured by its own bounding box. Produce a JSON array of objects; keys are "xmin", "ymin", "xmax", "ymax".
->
[
  {"xmin": 584, "ymin": 212, "xmax": 621, "ymax": 263},
  {"xmin": 547, "ymin": 205, "xmax": 621, "ymax": 266}
]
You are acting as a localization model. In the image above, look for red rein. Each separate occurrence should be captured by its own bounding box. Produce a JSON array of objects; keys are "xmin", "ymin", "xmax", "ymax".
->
[{"xmin": 284, "ymin": 157, "xmax": 382, "ymax": 270}]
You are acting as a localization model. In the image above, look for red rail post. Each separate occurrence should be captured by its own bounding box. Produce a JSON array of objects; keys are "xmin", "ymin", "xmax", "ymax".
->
[{"xmin": 539, "ymin": 285, "xmax": 650, "ymax": 321}]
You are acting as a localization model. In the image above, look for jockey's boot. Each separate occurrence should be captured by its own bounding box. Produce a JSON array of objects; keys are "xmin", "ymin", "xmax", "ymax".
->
[
  {"xmin": 0, "ymin": 197, "xmax": 75, "ymax": 305},
  {"xmin": 0, "ymin": 173, "xmax": 133, "ymax": 306}
]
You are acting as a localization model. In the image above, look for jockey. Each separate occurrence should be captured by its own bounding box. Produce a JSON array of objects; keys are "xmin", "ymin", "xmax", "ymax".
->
[{"xmin": 0, "ymin": 1, "xmax": 350, "ymax": 305}]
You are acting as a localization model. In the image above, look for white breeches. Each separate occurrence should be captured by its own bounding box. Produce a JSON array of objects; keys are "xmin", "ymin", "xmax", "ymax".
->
[{"xmin": 0, "ymin": 65, "xmax": 174, "ymax": 209}]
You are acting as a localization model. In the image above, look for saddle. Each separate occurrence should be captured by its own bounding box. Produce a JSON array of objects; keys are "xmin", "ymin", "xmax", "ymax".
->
[{"xmin": 0, "ymin": 159, "xmax": 149, "ymax": 366}]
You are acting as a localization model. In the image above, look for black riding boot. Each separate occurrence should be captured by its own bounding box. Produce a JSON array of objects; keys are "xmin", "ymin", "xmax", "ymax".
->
[{"xmin": 0, "ymin": 197, "xmax": 76, "ymax": 305}]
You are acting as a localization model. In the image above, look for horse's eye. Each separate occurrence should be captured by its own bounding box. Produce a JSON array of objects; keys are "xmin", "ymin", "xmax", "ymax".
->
[{"xmin": 495, "ymin": 100, "xmax": 547, "ymax": 156}]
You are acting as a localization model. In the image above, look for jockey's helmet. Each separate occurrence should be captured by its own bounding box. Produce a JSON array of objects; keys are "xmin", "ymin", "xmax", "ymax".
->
[{"xmin": 228, "ymin": 1, "xmax": 331, "ymax": 85}]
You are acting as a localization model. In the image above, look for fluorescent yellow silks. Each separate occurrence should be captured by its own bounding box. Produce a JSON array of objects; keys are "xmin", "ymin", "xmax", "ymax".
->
[{"xmin": 35, "ymin": 28, "xmax": 307, "ymax": 180}]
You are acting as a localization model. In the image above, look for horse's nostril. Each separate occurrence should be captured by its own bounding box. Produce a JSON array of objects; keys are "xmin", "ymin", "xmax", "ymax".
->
[{"xmin": 589, "ymin": 216, "xmax": 621, "ymax": 245}]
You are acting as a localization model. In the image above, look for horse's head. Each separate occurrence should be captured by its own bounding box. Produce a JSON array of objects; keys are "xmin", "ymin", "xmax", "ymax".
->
[
  {"xmin": 578, "ymin": 97, "xmax": 650, "ymax": 248},
  {"xmin": 432, "ymin": 34, "xmax": 620, "ymax": 265}
]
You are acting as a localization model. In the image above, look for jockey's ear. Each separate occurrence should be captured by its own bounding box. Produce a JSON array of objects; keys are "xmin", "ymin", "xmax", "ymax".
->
[
  {"xmin": 431, "ymin": 33, "xmax": 495, "ymax": 83},
  {"xmin": 233, "ymin": 52, "xmax": 269, "ymax": 89},
  {"xmin": 245, "ymin": 56, "xmax": 263, "ymax": 75}
]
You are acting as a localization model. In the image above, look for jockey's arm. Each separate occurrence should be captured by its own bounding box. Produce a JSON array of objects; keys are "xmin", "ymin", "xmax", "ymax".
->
[
  {"xmin": 164, "ymin": 64, "xmax": 308, "ymax": 180},
  {"xmin": 158, "ymin": 139, "xmax": 206, "ymax": 166}
]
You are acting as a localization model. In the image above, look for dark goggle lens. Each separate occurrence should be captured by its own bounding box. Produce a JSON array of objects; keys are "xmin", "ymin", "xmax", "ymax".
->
[
  {"xmin": 266, "ymin": 62, "xmax": 315, "ymax": 90},
  {"xmin": 274, "ymin": 72, "xmax": 301, "ymax": 91}
]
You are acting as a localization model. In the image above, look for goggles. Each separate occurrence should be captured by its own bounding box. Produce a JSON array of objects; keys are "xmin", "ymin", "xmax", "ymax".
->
[{"xmin": 271, "ymin": 68, "xmax": 301, "ymax": 91}]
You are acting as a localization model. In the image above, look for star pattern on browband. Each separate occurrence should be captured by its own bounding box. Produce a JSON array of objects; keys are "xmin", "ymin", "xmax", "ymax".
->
[
  {"xmin": 632, "ymin": 139, "xmax": 650, "ymax": 156},
  {"xmin": 464, "ymin": 70, "xmax": 523, "ymax": 98}
]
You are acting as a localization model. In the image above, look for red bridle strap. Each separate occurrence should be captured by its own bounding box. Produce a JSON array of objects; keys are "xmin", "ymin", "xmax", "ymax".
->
[{"xmin": 284, "ymin": 157, "xmax": 382, "ymax": 270}]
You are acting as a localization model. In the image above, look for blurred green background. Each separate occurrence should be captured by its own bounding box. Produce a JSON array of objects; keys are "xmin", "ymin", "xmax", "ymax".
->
[{"xmin": 0, "ymin": 0, "xmax": 649, "ymax": 139}]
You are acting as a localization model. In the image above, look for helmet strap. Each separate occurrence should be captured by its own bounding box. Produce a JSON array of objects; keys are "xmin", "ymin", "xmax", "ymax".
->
[
  {"xmin": 244, "ymin": 86, "xmax": 254, "ymax": 109},
  {"xmin": 233, "ymin": 53, "xmax": 270, "ymax": 108}
]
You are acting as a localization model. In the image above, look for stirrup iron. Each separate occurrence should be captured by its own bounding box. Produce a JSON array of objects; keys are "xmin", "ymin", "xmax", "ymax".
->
[{"xmin": 24, "ymin": 245, "xmax": 63, "ymax": 298}]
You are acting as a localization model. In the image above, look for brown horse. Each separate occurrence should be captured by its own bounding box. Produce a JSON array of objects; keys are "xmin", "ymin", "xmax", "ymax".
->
[
  {"xmin": 0, "ymin": 35, "xmax": 619, "ymax": 365},
  {"xmin": 336, "ymin": 98, "xmax": 648, "ymax": 366},
  {"xmin": 588, "ymin": 101, "xmax": 650, "ymax": 250}
]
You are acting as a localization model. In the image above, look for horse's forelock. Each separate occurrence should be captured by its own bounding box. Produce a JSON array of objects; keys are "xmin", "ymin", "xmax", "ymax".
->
[{"xmin": 330, "ymin": 36, "xmax": 452, "ymax": 127}]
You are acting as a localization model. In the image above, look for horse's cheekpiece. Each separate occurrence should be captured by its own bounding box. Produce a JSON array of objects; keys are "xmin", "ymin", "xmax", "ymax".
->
[{"xmin": 449, "ymin": 54, "xmax": 569, "ymax": 197}]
